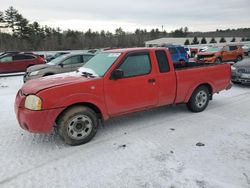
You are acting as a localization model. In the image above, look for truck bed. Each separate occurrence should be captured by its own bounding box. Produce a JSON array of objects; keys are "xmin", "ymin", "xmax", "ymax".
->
[{"xmin": 174, "ymin": 63, "xmax": 231, "ymax": 104}]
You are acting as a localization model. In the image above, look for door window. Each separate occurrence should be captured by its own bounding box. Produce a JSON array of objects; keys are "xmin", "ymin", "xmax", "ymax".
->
[
  {"xmin": 63, "ymin": 55, "xmax": 82, "ymax": 65},
  {"xmin": 118, "ymin": 53, "xmax": 151, "ymax": 78},
  {"xmin": 229, "ymin": 46, "xmax": 237, "ymax": 51},
  {"xmin": 83, "ymin": 55, "xmax": 94, "ymax": 63},
  {"xmin": 0, "ymin": 56, "xmax": 13, "ymax": 62},
  {"xmin": 13, "ymin": 54, "xmax": 35, "ymax": 61}
]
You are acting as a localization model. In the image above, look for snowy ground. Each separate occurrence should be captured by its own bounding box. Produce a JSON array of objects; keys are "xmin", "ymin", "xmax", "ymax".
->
[{"xmin": 0, "ymin": 76, "xmax": 250, "ymax": 188}]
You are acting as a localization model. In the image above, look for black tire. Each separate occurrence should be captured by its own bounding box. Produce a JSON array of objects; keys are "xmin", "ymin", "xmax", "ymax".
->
[
  {"xmin": 186, "ymin": 86, "xmax": 210, "ymax": 113},
  {"xmin": 57, "ymin": 106, "xmax": 98, "ymax": 146}
]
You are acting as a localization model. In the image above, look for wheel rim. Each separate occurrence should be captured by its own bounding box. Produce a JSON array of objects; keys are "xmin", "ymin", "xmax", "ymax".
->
[
  {"xmin": 237, "ymin": 57, "xmax": 242, "ymax": 61},
  {"xmin": 67, "ymin": 115, "xmax": 93, "ymax": 140},
  {"xmin": 195, "ymin": 90, "xmax": 208, "ymax": 108}
]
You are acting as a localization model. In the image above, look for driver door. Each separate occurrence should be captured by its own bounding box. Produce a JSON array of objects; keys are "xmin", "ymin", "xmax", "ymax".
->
[{"xmin": 104, "ymin": 51, "xmax": 158, "ymax": 116}]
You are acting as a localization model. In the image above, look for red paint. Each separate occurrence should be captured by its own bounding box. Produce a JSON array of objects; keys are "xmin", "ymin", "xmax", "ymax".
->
[
  {"xmin": 15, "ymin": 48, "xmax": 231, "ymax": 133},
  {"xmin": 0, "ymin": 54, "xmax": 45, "ymax": 73}
]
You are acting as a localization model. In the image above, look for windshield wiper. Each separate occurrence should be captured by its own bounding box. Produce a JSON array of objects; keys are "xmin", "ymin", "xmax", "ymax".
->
[{"xmin": 81, "ymin": 72, "xmax": 96, "ymax": 78}]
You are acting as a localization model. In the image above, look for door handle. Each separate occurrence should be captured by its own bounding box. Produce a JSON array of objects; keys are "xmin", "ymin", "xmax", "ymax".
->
[{"xmin": 148, "ymin": 78, "xmax": 156, "ymax": 83}]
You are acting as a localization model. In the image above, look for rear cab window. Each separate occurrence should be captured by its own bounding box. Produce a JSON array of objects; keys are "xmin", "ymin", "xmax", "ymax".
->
[{"xmin": 155, "ymin": 50, "xmax": 170, "ymax": 73}]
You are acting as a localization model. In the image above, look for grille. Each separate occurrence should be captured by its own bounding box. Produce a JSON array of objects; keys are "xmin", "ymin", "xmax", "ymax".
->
[{"xmin": 238, "ymin": 68, "xmax": 250, "ymax": 74}]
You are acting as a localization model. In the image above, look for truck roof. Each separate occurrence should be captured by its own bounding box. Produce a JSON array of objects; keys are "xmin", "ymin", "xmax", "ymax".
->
[{"xmin": 106, "ymin": 47, "xmax": 166, "ymax": 53}]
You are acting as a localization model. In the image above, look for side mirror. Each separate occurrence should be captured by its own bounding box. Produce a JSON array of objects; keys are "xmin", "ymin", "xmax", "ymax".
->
[
  {"xmin": 112, "ymin": 69, "xmax": 124, "ymax": 80},
  {"xmin": 58, "ymin": 63, "xmax": 64, "ymax": 67}
]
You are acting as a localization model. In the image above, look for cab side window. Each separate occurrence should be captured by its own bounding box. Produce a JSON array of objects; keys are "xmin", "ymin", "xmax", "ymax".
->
[
  {"xmin": 63, "ymin": 55, "xmax": 82, "ymax": 65},
  {"xmin": 118, "ymin": 53, "xmax": 151, "ymax": 78}
]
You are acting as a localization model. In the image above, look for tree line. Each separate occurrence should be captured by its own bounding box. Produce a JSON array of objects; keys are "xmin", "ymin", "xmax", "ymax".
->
[
  {"xmin": 0, "ymin": 6, "xmax": 250, "ymax": 51},
  {"xmin": 184, "ymin": 36, "xmax": 250, "ymax": 45}
]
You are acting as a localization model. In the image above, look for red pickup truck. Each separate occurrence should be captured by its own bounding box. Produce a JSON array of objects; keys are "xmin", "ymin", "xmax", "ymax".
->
[{"xmin": 15, "ymin": 48, "xmax": 232, "ymax": 145}]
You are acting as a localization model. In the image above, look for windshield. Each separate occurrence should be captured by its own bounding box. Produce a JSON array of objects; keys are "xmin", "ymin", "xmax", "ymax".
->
[
  {"xmin": 47, "ymin": 54, "xmax": 69, "ymax": 65},
  {"xmin": 82, "ymin": 52, "xmax": 121, "ymax": 76},
  {"xmin": 206, "ymin": 47, "xmax": 222, "ymax": 52}
]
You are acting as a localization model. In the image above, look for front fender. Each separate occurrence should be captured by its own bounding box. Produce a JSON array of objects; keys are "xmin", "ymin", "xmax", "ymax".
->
[{"xmin": 54, "ymin": 93, "xmax": 109, "ymax": 120}]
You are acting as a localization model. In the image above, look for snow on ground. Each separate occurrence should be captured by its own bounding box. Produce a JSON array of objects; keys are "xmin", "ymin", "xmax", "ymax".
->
[{"xmin": 0, "ymin": 75, "xmax": 250, "ymax": 188}]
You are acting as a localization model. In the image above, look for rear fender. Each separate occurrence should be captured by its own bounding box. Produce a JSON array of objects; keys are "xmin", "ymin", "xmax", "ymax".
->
[{"xmin": 184, "ymin": 81, "xmax": 214, "ymax": 103}]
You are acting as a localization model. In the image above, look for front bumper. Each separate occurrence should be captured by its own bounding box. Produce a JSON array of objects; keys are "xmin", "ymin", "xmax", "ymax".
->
[
  {"xmin": 15, "ymin": 106, "xmax": 63, "ymax": 133},
  {"xmin": 15, "ymin": 91, "xmax": 64, "ymax": 133},
  {"xmin": 232, "ymin": 76, "xmax": 250, "ymax": 83}
]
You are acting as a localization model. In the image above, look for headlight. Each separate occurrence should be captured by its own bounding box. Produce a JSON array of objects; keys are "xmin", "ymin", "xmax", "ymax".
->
[
  {"xmin": 25, "ymin": 95, "xmax": 42, "ymax": 110},
  {"xmin": 231, "ymin": 66, "xmax": 236, "ymax": 71},
  {"xmin": 29, "ymin": 71, "xmax": 39, "ymax": 76}
]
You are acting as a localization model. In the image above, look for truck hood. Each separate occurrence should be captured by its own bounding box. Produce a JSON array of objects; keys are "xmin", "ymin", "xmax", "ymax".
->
[
  {"xmin": 27, "ymin": 64, "xmax": 53, "ymax": 72},
  {"xmin": 234, "ymin": 59, "xmax": 250, "ymax": 67},
  {"xmin": 21, "ymin": 72, "xmax": 92, "ymax": 94}
]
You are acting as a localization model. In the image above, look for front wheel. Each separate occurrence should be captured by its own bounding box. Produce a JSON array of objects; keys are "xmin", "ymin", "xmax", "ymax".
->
[
  {"xmin": 57, "ymin": 106, "xmax": 98, "ymax": 145},
  {"xmin": 187, "ymin": 86, "xmax": 210, "ymax": 112}
]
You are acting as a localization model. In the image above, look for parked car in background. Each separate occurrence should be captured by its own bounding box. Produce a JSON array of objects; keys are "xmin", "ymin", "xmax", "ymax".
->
[
  {"xmin": 162, "ymin": 45, "xmax": 189, "ymax": 64},
  {"xmin": 0, "ymin": 53, "xmax": 45, "ymax": 74},
  {"xmin": 46, "ymin": 52, "xmax": 70, "ymax": 62},
  {"xmin": 231, "ymin": 58, "xmax": 250, "ymax": 84},
  {"xmin": 0, "ymin": 51, "xmax": 20, "ymax": 57},
  {"xmin": 184, "ymin": 47, "xmax": 198, "ymax": 58},
  {"xmin": 241, "ymin": 45, "xmax": 250, "ymax": 56},
  {"xmin": 23, "ymin": 53, "xmax": 94, "ymax": 82},
  {"xmin": 15, "ymin": 48, "xmax": 231, "ymax": 145},
  {"xmin": 196, "ymin": 45, "xmax": 244, "ymax": 63}
]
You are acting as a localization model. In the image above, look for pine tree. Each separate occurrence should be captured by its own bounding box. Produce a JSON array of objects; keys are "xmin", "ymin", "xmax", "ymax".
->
[
  {"xmin": 219, "ymin": 37, "xmax": 226, "ymax": 43},
  {"xmin": 184, "ymin": 39, "xmax": 190, "ymax": 45},
  {"xmin": 192, "ymin": 36, "xmax": 199, "ymax": 44},
  {"xmin": 5, "ymin": 6, "xmax": 19, "ymax": 33},
  {"xmin": 210, "ymin": 38, "xmax": 217, "ymax": 43},
  {"xmin": 201, "ymin": 37, "xmax": 207, "ymax": 44}
]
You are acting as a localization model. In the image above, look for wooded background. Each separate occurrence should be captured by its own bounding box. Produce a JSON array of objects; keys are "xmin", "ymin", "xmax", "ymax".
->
[{"xmin": 0, "ymin": 7, "xmax": 250, "ymax": 51}]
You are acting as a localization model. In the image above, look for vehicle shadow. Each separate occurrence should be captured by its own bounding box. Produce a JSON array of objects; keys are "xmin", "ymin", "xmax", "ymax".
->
[{"xmin": 25, "ymin": 104, "xmax": 190, "ymax": 147}]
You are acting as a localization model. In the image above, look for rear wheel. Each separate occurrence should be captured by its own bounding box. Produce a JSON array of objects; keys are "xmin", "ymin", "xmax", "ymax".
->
[
  {"xmin": 57, "ymin": 106, "xmax": 98, "ymax": 145},
  {"xmin": 187, "ymin": 86, "xmax": 210, "ymax": 112}
]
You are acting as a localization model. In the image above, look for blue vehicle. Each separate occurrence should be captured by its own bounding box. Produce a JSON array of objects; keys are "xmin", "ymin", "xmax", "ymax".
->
[{"xmin": 161, "ymin": 45, "xmax": 189, "ymax": 64}]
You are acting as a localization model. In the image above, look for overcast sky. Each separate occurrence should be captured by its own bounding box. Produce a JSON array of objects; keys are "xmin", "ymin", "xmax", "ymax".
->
[{"xmin": 1, "ymin": 0, "xmax": 250, "ymax": 33}]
